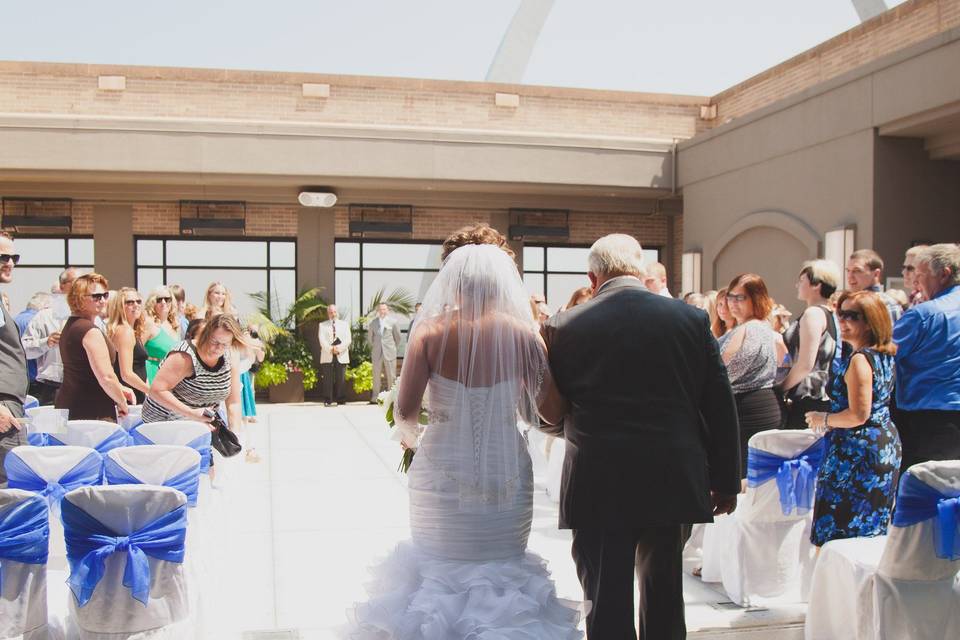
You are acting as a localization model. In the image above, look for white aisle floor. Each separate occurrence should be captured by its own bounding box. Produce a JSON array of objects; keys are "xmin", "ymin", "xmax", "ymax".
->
[{"xmin": 203, "ymin": 403, "xmax": 807, "ymax": 639}]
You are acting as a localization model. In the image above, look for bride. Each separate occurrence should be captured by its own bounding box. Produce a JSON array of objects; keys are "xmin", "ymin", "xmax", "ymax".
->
[{"xmin": 345, "ymin": 224, "xmax": 582, "ymax": 639}]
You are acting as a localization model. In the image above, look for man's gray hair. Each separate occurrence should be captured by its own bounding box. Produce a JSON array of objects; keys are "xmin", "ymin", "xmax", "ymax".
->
[
  {"xmin": 917, "ymin": 243, "xmax": 960, "ymax": 285},
  {"xmin": 588, "ymin": 234, "xmax": 646, "ymax": 277},
  {"xmin": 26, "ymin": 291, "xmax": 52, "ymax": 311}
]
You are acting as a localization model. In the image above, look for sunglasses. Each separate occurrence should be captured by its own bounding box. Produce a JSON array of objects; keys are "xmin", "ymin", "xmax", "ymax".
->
[
  {"xmin": 837, "ymin": 309, "xmax": 863, "ymax": 322},
  {"xmin": 124, "ymin": 299, "xmax": 143, "ymax": 306},
  {"xmin": 86, "ymin": 292, "xmax": 110, "ymax": 302},
  {"xmin": 725, "ymin": 293, "xmax": 748, "ymax": 303},
  {"xmin": 156, "ymin": 296, "xmax": 172, "ymax": 304},
  {"xmin": 0, "ymin": 254, "xmax": 21, "ymax": 265}
]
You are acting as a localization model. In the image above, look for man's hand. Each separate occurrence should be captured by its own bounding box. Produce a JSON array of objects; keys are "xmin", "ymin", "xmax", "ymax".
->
[
  {"xmin": 47, "ymin": 331, "xmax": 61, "ymax": 348},
  {"xmin": 0, "ymin": 404, "xmax": 22, "ymax": 433},
  {"xmin": 331, "ymin": 346, "xmax": 340, "ymax": 356},
  {"xmin": 121, "ymin": 387, "xmax": 137, "ymax": 404},
  {"xmin": 711, "ymin": 491, "xmax": 737, "ymax": 516}
]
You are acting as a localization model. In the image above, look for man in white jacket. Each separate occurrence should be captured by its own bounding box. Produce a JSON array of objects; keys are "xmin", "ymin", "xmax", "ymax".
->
[
  {"xmin": 21, "ymin": 267, "xmax": 76, "ymax": 405},
  {"xmin": 318, "ymin": 304, "xmax": 351, "ymax": 406}
]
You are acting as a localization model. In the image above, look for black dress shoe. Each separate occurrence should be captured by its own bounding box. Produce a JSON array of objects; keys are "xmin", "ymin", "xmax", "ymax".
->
[{"xmin": 324, "ymin": 402, "xmax": 332, "ymax": 407}]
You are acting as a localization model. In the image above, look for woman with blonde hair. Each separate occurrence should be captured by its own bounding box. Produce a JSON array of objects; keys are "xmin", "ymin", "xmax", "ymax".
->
[
  {"xmin": 806, "ymin": 291, "xmax": 900, "ymax": 546},
  {"xmin": 107, "ymin": 287, "xmax": 150, "ymax": 403},
  {"xmin": 712, "ymin": 287, "xmax": 738, "ymax": 345},
  {"xmin": 202, "ymin": 281, "xmax": 237, "ymax": 320},
  {"xmin": 143, "ymin": 286, "xmax": 180, "ymax": 384}
]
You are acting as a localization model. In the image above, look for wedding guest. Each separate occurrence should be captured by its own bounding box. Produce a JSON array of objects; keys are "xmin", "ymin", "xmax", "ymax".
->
[
  {"xmin": 142, "ymin": 313, "xmax": 246, "ymax": 436},
  {"xmin": 0, "ymin": 232, "xmax": 30, "ymax": 485},
  {"xmin": 703, "ymin": 290, "xmax": 718, "ymax": 330},
  {"xmin": 368, "ymin": 303, "xmax": 401, "ymax": 401},
  {"xmin": 902, "ymin": 244, "xmax": 929, "ymax": 307},
  {"xmin": 238, "ymin": 325, "xmax": 265, "ymax": 462},
  {"xmin": 530, "ymin": 294, "xmax": 551, "ymax": 323},
  {"xmin": 55, "ymin": 274, "xmax": 133, "ymax": 421},
  {"xmin": 769, "ymin": 304, "xmax": 793, "ymax": 334},
  {"xmin": 712, "ymin": 286, "xmax": 737, "ymax": 344},
  {"xmin": 780, "ymin": 260, "xmax": 841, "ymax": 429},
  {"xmin": 806, "ymin": 291, "xmax": 900, "ymax": 547},
  {"xmin": 846, "ymin": 249, "xmax": 902, "ymax": 323},
  {"xmin": 106, "ymin": 287, "xmax": 149, "ymax": 404},
  {"xmin": 0, "ymin": 293, "xmax": 8, "ymax": 313},
  {"xmin": 643, "ymin": 261, "xmax": 673, "ymax": 297},
  {"xmin": 684, "ymin": 292, "xmax": 706, "ymax": 309},
  {"xmin": 185, "ymin": 318, "xmax": 204, "ymax": 341},
  {"xmin": 143, "ymin": 287, "xmax": 180, "ymax": 385},
  {"xmin": 15, "ymin": 292, "xmax": 51, "ymax": 396},
  {"xmin": 318, "ymin": 304, "xmax": 351, "ymax": 406},
  {"xmin": 169, "ymin": 284, "xmax": 189, "ymax": 338},
  {"xmin": 885, "ymin": 288, "xmax": 909, "ymax": 312},
  {"xmin": 202, "ymin": 281, "xmax": 237, "ymax": 320},
  {"xmin": 893, "ymin": 243, "xmax": 960, "ymax": 472},
  {"xmin": 722, "ymin": 274, "xmax": 786, "ymax": 474},
  {"xmin": 21, "ymin": 267, "xmax": 76, "ymax": 405},
  {"xmin": 563, "ymin": 286, "xmax": 592, "ymax": 311},
  {"xmin": 184, "ymin": 303, "xmax": 201, "ymax": 322}
]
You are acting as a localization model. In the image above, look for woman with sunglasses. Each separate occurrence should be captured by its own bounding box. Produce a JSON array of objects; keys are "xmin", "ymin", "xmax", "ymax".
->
[
  {"xmin": 143, "ymin": 286, "xmax": 180, "ymax": 385},
  {"xmin": 805, "ymin": 291, "xmax": 900, "ymax": 548},
  {"xmin": 106, "ymin": 287, "xmax": 150, "ymax": 404},
  {"xmin": 54, "ymin": 273, "xmax": 135, "ymax": 421},
  {"xmin": 721, "ymin": 274, "xmax": 787, "ymax": 476}
]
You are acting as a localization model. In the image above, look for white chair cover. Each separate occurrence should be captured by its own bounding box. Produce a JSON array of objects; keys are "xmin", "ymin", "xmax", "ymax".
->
[
  {"xmin": 60, "ymin": 421, "xmax": 129, "ymax": 453},
  {"xmin": 61, "ymin": 485, "xmax": 192, "ymax": 639},
  {"xmin": 24, "ymin": 406, "xmax": 68, "ymax": 446},
  {"xmin": 0, "ymin": 489, "xmax": 48, "ymax": 640},
  {"xmin": 702, "ymin": 429, "xmax": 821, "ymax": 605},
  {"xmin": 130, "ymin": 421, "xmax": 214, "ymax": 508},
  {"xmin": 805, "ymin": 460, "xmax": 960, "ymax": 640},
  {"xmin": 118, "ymin": 406, "xmax": 143, "ymax": 432}
]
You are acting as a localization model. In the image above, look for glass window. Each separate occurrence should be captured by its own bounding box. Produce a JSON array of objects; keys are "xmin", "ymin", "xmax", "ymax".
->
[
  {"xmin": 68, "ymin": 238, "xmax": 95, "ymax": 265},
  {"xmin": 546, "ymin": 247, "xmax": 591, "ymax": 273},
  {"xmin": 523, "ymin": 246, "xmax": 544, "ymax": 271},
  {"xmin": 165, "ymin": 268, "xmax": 268, "ymax": 320},
  {"xmin": 523, "ymin": 273, "xmax": 545, "ymax": 299},
  {"xmin": 335, "ymin": 242, "xmax": 360, "ymax": 268},
  {"xmin": 642, "ymin": 249, "xmax": 661, "ymax": 268},
  {"xmin": 547, "ymin": 274, "xmax": 592, "ymax": 310},
  {"xmin": 269, "ymin": 270, "xmax": 297, "ymax": 320},
  {"xmin": 137, "ymin": 240, "xmax": 164, "ymax": 266},
  {"xmin": 14, "ymin": 239, "xmax": 65, "ymax": 265},
  {"xmin": 5, "ymin": 267, "xmax": 61, "ymax": 315},
  {"xmin": 270, "ymin": 241, "xmax": 296, "ymax": 268},
  {"xmin": 136, "ymin": 269, "xmax": 165, "ymax": 296},
  {"xmin": 360, "ymin": 243, "xmax": 443, "ymax": 270},
  {"xmin": 361, "ymin": 270, "xmax": 436, "ymax": 316},
  {"xmin": 335, "ymin": 270, "xmax": 361, "ymax": 323},
  {"xmin": 165, "ymin": 240, "xmax": 267, "ymax": 268}
]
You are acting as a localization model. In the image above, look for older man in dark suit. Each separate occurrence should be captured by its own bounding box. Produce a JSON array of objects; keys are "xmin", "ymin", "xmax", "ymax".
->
[{"xmin": 540, "ymin": 234, "xmax": 741, "ymax": 639}]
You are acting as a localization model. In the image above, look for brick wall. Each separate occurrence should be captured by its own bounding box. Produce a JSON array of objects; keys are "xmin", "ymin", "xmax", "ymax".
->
[
  {"xmin": 712, "ymin": 0, "xmax": 960, "ymax": 123},
  {"xmin": 128, "ymin": 201, "xmax": 298, "ymax": 237}
]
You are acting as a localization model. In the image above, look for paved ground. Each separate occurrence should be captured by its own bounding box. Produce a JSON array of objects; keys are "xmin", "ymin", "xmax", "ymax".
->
[{"xmin": 199, "ymin": 403, "xmax": 807, "ymax": 639}]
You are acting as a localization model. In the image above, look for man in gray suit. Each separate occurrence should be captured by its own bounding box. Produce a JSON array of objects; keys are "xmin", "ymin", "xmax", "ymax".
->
[
  {"xmin": 368, "ymin": 303, "xmax": 402, "ymax": 400},
  {"xmin": 0, "ymin": 232, "xmax": 29, "ymax": 486},
  {"xmin": 541, "ymin": 234, "xmax": 740, "ymax": 639}
]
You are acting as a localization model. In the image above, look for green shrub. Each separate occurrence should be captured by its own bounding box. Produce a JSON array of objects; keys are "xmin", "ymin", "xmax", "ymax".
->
[{"xmin": 345, "ymin": 360, "xmax": 373, "ymax": 394}]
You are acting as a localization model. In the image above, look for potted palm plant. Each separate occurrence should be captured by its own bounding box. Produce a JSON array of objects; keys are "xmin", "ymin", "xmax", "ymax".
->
[
  {"xmin": 345, "ymin": 286, "xmax": 416, "ymax": 401},
  {"xmin": 248, "ymin": 288, "xmax": 327, "ymax": 403}
]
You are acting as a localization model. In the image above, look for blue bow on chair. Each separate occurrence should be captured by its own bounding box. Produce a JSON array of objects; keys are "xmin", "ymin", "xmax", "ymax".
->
[
  {"xmin": 747, "ymin": 439, "xmax": 826, "ymax": 515},
  {"xmin": 129, "ymin": 428, "xmax": 212, "ymax": 474},
  {"xmin": 5, "ymin": 451, "xmax": 103, "ymax": 508},
  {"xmin": 91, "ymin": 428, "xmax": 132, "ymax": 454},
  {"xmin": 62, "ymin": 498, "xmax": 187, "ymax": 607},
  {"xmin": 892, "ymin": 472, "xmax": 960, "ymax": 561},
  {"xmin": 26, "ymin": 432, "xmax": 66, "ymax": 447},
  {"xmin": 0, "ymin": 494, "xmax": 49, "ymax": 592},
  {"xmin": 103, "ymin": 457, "xmax": 201, "ymax": 507}
]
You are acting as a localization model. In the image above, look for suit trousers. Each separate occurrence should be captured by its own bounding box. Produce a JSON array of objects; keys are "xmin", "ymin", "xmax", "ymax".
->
[
  {"xmin": 572, "ymin": 525, "xmax": 686, "ymax": 640},
  {"xmin": 371, "ymin": 353, "xmax": 396, "ymax": 398},
  {"xmin": 321, "ymin": 361, "xmax": 346, "ymax": 404}
]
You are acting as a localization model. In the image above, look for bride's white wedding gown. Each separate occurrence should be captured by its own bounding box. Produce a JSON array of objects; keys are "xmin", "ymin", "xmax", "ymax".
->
[{"xmin": 345, "ymin": 373, "xmax": 583, "ymax": 639}]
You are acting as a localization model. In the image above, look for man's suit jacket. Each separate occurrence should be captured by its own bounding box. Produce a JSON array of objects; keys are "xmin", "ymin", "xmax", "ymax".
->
[
  {"xmin": 542, "ymin": 276, "xmax": 740, "ymax": 530},
  {"xmin": 318, "ymin": 319, "xmax": 351, "ymax": 365},
  {"xmin": 368, "ymin": 316, "xmax": 402, "ymax": 361}
]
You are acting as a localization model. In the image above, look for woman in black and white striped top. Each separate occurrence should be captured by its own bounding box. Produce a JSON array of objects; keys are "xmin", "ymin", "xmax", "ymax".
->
[{"xmin": 142, "ymin": 313, "xmax": 247, "ymax": 431}]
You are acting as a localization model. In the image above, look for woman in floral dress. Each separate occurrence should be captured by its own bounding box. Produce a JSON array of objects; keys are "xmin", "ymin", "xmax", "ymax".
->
[{"xmin": 805, "ymin": 290, "xmax": 901, "ymax": 546}]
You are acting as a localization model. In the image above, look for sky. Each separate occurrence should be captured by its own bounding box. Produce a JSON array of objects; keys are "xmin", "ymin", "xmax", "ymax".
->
[{"xmin": 0, "ymin": 0, "xmax": 906, "ymax": 96}]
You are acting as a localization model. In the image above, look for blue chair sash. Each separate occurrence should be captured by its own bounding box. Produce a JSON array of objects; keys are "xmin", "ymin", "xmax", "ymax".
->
[
  {"xmin": 103, "ymin": 457, "xmax": 200, "ymax": 507},
  {"xmin": 129, "ymin": 428, "xmax": 211, "ymax": 474},
  {"xmin": 747, "ymin": 439, "xmax": 826, "ymax": 515},
  {"xmin": 23, "ymin": 396, "xmax": 39, "ymax": 410},
  {"xmin": 27, "ymin": 432, "xmax": 67, "ymax": 447},
  {"xmin": 62, "ymin": 498, "xmax": 187, "ymax": 607},
  {"xmin": 5, "ymin": 451, "xmax": 103, "ymax": 507},
  {"xmin": 0, "ymin": 494, "xmax": 49, "ymax": 591},
  {"xmin": 91, "ymin": 428, "xmax": 131, "ymax": 454},
  {"xmin": 892, "ymin": 472, "xmax": 960, "ymax": 561}
]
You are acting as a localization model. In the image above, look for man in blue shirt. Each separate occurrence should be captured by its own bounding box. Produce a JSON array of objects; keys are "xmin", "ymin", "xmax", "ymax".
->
[
  {"xmin": 893, "ymin": 243, "xmax": 960, "ymax": 473},
  {"xmin": 14, "ymin": 291, "xmax": 51, "ymax": 395}
]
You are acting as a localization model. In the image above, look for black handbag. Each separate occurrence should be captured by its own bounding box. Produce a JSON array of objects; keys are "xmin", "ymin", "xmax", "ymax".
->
[{"xmin": 209, "ymin": 409, "xmax": 242, "ymax": 457}]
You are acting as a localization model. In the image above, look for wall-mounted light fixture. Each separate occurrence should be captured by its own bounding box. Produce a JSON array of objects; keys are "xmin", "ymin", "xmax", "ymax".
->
[{"xmin": 298, "ymin": 191, "xmax": 338, "ymax": 208}]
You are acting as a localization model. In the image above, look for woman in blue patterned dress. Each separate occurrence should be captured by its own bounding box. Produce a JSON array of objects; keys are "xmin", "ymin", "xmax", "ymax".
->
[{"xmin": 805, "ymin": 290, "xmax": 901, "ymax": 546}]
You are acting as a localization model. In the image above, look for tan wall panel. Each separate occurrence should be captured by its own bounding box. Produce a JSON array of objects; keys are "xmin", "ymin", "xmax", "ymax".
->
[{"xmin": 93, "ymin": 204, "xmax": 134, "ymax": 287}]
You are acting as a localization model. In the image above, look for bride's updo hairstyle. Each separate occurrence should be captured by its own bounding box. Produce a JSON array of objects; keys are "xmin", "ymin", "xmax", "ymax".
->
[{"xmin": 441, "ymin": 223, "xmax": 515, "ymax": 261}]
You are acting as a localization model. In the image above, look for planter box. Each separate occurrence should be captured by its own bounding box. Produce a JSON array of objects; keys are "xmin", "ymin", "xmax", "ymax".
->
[
  {"xmin": 268, "ymin": 370, "xmax": 305, "ymax": 404},
  {"xmin": 346, "ymin": 384, "xmax": 371, "ymax": 403}
]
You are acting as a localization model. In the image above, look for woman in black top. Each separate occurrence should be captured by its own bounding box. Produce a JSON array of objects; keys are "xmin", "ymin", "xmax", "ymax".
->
[
  {"xmin": 107, "ymin": 287, "xmax": 150, "ymax": 404},
  {"xmin": 780, "ymin": 260, "xmax": 842, "ymax": 429}
]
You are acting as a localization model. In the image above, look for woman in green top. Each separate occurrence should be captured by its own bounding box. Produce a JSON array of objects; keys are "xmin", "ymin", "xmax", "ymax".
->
[{"xmin": 143, "ymin": 286, "xmax": 181, "ymax": 384}]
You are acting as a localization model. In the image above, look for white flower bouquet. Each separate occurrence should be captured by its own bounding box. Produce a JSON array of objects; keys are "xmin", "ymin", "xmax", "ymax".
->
[{"xmin": 378, "ymin": 377, "xmax": 427, "ymax": 473}]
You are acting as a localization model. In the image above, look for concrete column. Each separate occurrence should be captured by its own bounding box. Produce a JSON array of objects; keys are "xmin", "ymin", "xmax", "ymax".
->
[
  {"xmin": 93, "ymin": 204, "xmax": 134, "ymax": 287},
  {"xmin": 297, "ymin": 207, "xmax": 336, "ymax": 390}
]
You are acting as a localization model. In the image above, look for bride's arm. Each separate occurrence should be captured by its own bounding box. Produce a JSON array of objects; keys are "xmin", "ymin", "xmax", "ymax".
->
[
  {"xmin": 534, "ymin": 329, "xmax": 568, "ymax": 430},
  {"xmin": 395, "ymin": 323, "xmax": 432, "ymax": 448}
]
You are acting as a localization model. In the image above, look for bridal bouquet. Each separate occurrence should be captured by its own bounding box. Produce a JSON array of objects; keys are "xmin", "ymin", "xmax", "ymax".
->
[{"xmin": 378, "ymin": 377, "xmax": 427, "ymax": 473}]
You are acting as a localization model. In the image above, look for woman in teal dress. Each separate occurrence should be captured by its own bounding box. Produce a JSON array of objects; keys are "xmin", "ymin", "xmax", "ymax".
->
[
  {"xmin": 805, "ymin": 290, "xmax": 901, "ymax": 546},
  {"xmin": 143, "ymin": 286, "xmax": 181, "ymax": 385}
]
